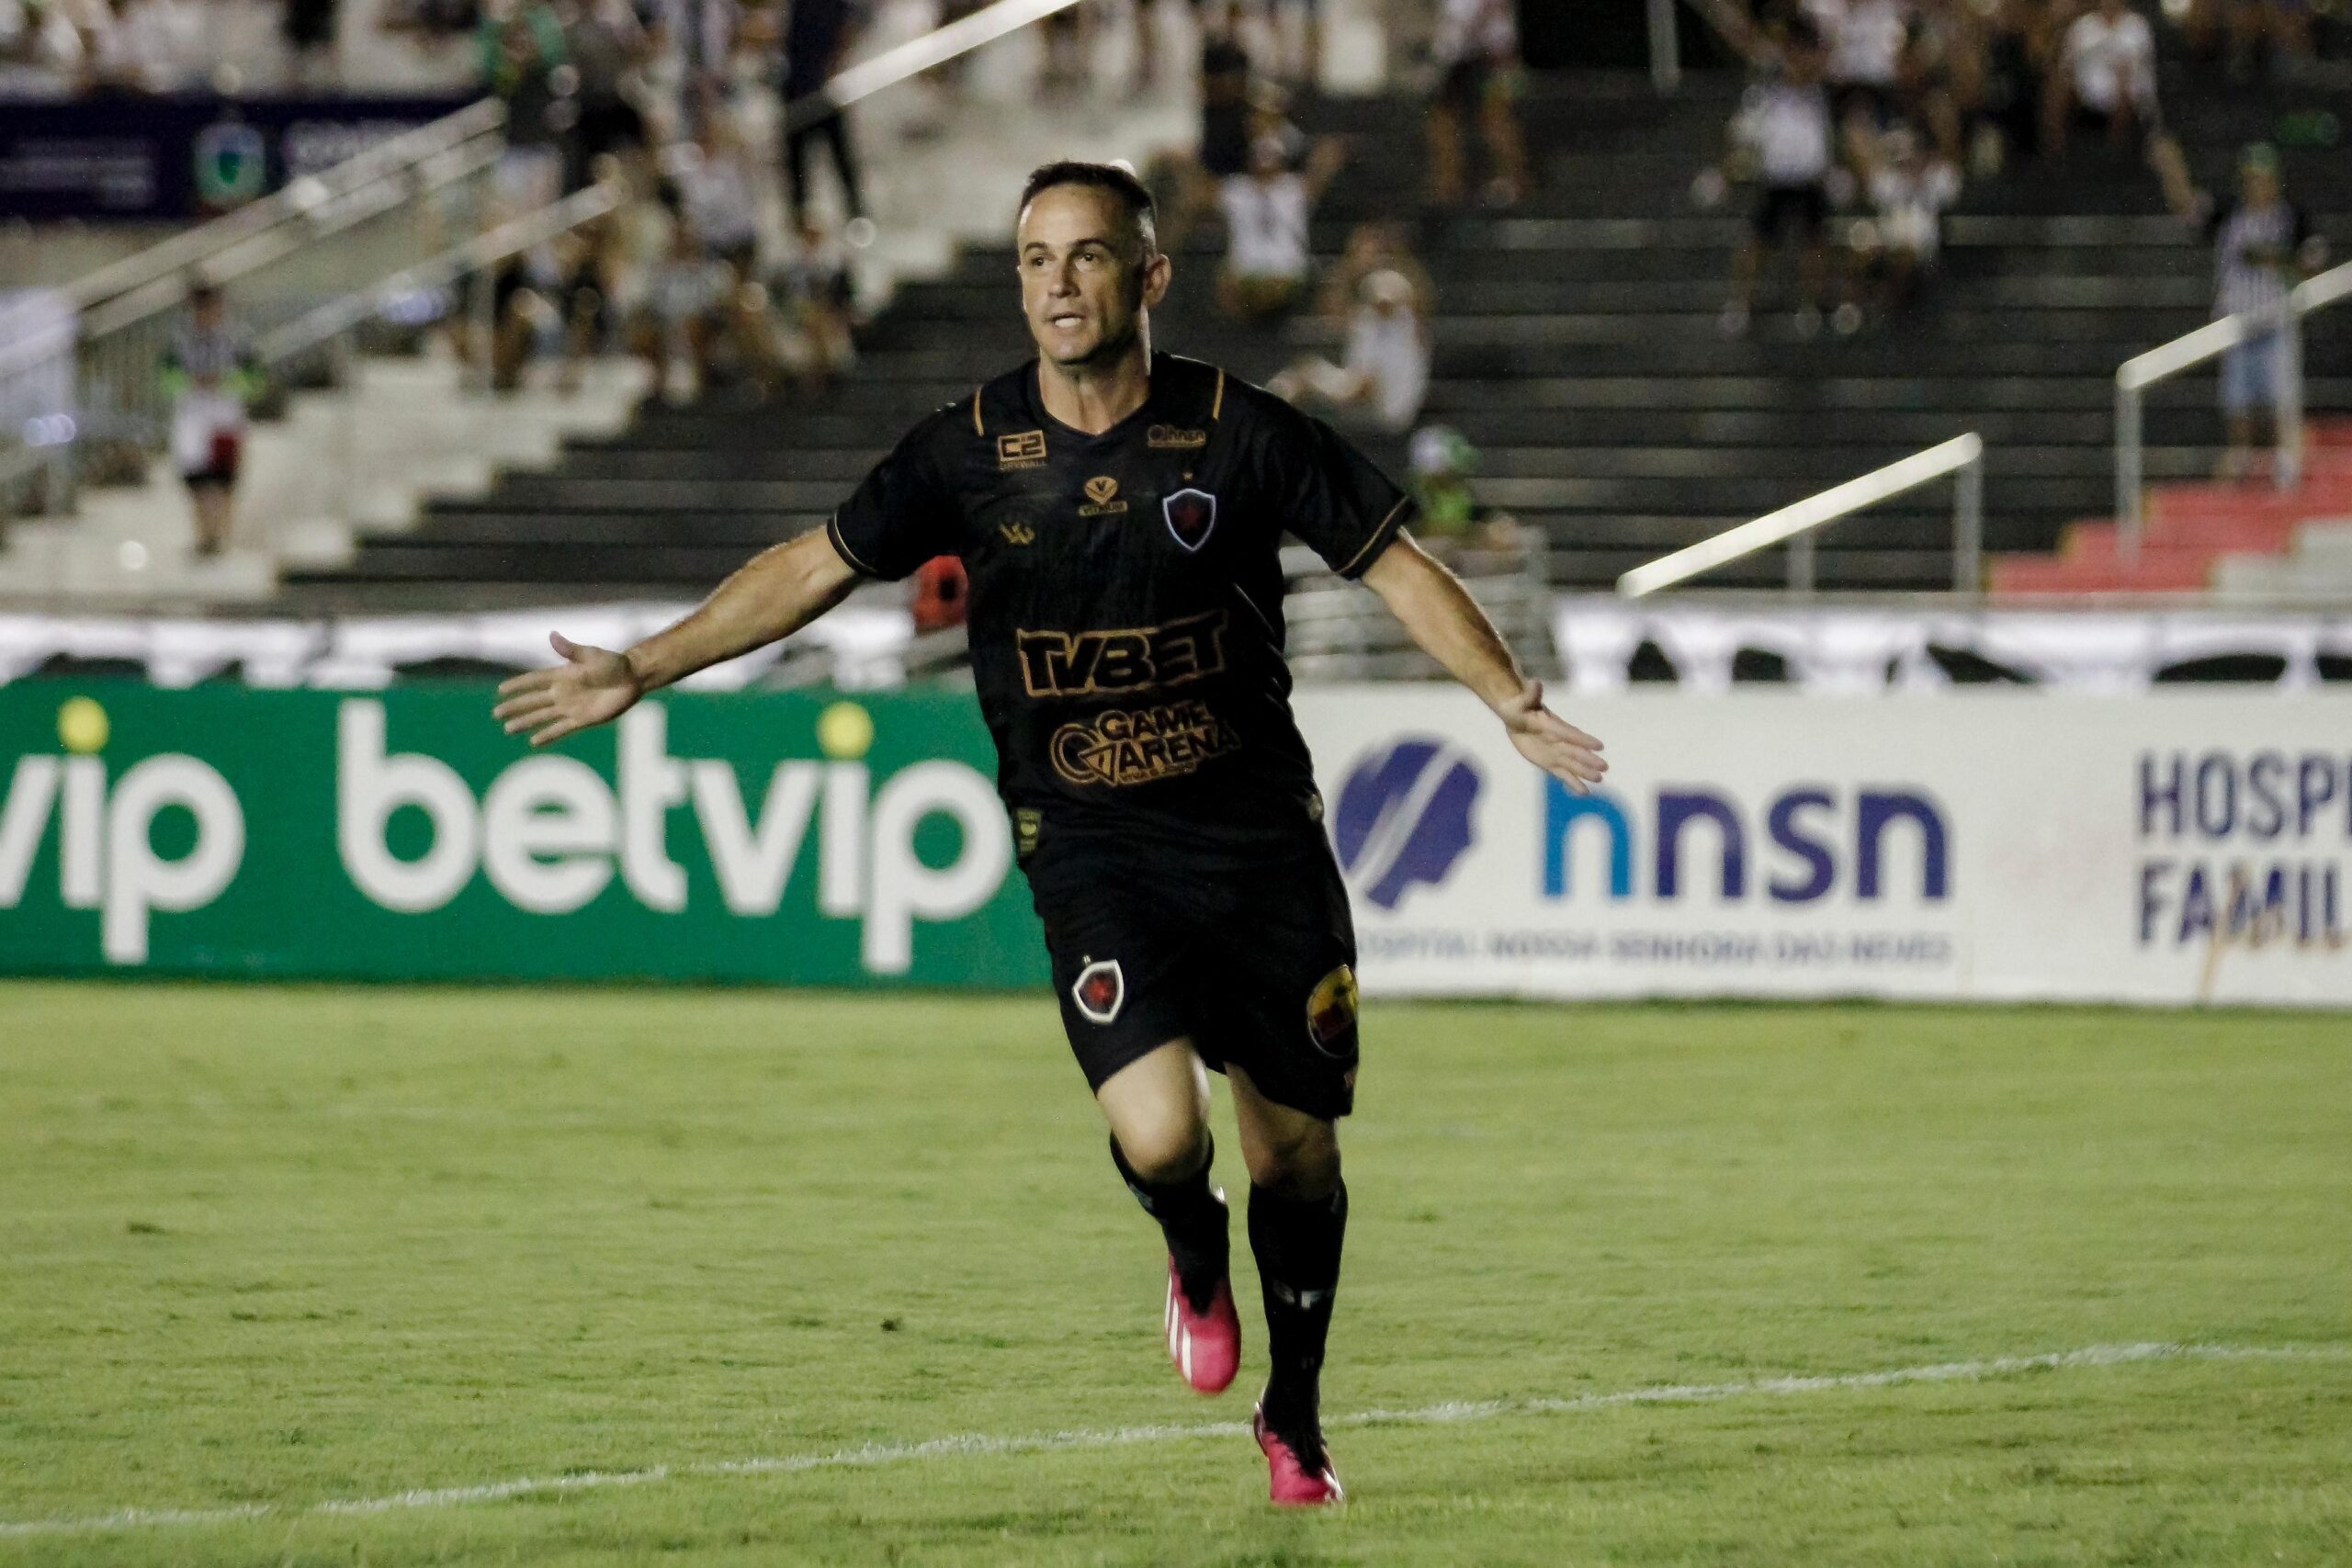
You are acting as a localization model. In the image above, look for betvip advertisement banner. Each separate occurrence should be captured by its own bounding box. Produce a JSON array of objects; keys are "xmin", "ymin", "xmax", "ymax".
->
[
  {"xmin": 0, "ymin": 683, "xmax": 1046, "ymax": 987},
  {"xmin": 2, "ymin": 682, "xmax": 2346, "ymax": 1005},
  {"xmin": 1295, "ymin": 688, "xmax": 2352, "ymax": 1008}
]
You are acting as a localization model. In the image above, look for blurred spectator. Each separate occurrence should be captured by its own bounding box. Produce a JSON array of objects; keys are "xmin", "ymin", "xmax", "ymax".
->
[
  {"xmin": 1894, "ymin": 0, "xmax": 1970, "ymax": 166},
  {"xmin": 2182, "ymin": 0, "xmax": 2313, "ymax": 82},
  {"xmin": 1404, "ymin": 424, "xmax": 1525, "ymax": 559},
  {"xmin": 2203, "ymin": 142, "xmax": 2326, "ymax": 480},
  {"xmin": 1149, "ymin": 7, "xmax": 1274, "ymax": 248},
  {"xmin": 1269, "ymin": 0, "xmax": 1321, "ymax": 86},
  {"xmin": 1269, "ymin": 266, "xmax": 1430, "ymax": 433},
  {"xmin": 1818, "ymin": 0, "xmax": 1907, "ymax": 169},
  {"xmin": 1851, "ymin": 125, "xmax": 1960, "ymax": 312},
  {"xmin": 1426, "ymin": 0, "xmax": 1528, "ymax": 208},
  {"xmin": 635, "ymin": 202, "xmax": 732, "ymax": 401},
  {"xmin": 1967, "ymin": 0, "xmax": 2052, "ymax": 172},
  {"xmin": 779, "ymin": 0, "xmax": 866, "ymax": 230},
  {"xmin": 283, "ymin": 0, "xmax": 338, "ymax": 86},
  {"xmin": 481, "ymin": 0, "xmax": 572, "ymax": 210},
  {"xmin": 1720, "ymin": 17, "xmax": 1848, "ymax": 336},
  {"xmin": 1317, "ymin": 220, "xmax": 1434, "ymax": 326},
  {"xmin": 0, "ymin": 0, "xmax": 89, "ymax": 97},
  {"xmin": 1216, "ymin": 132, "xmax": 1344, "ymax": 321},
  {"xmin": 675, "ymin": 118, "xmax": 759, "ymax": 274},
  {"xmin": 2043, "ymin": 0, "xmax": 2197, "ymax": 216},
  {"xmin": 561, "ymin": 0, "xmax": 652, "ymax": 180},
  {"xmin": 775, "ymin": 211, "xmax": 855, "ymax": 393},
  {"xmin": 162, "ymin": 279, "xmax": 261, "ymax": 558}
]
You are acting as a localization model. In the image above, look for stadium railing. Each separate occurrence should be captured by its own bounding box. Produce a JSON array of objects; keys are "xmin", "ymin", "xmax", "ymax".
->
[
  {"xmin": 0, "ymin": 100, "xmax": 507, "ymax": 521},
  {"xmin": 2113, "ymin": 257, "xmax": 2352, "ymax": 553},
  {"xmin": 1286, "ymin": 541, "xmax": 1555, "ymax": 679},
  {"xmin": 1615, "ymin": 434, "xmax": 1987, "ymax": 599}
]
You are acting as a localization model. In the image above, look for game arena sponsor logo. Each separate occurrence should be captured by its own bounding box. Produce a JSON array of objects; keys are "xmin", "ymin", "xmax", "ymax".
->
[
  {"xmin": 1016, "ymin": 611, "xmax": 1228, "ymax": 697},
  {"xmin": 1048, "ymin": 701, "xmax": 1238, "ymax": 787},
  {"xmin": 1331, "ymin": 737, "xmax": 1480, "ymax": 912},
  {"xmin": 2133, "ymin": 750, "xmax": 2349, "ymax": 978}
]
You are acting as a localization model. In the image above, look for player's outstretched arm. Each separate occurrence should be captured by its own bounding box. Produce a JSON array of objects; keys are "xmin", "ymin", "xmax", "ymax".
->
[
  {"xmin": 492, "ymin": 528, "xmax": 859, "ymax": 747},
  {"xmin": 1360, "ymin": 532, "xmax": 1607, "ymax": 794}
]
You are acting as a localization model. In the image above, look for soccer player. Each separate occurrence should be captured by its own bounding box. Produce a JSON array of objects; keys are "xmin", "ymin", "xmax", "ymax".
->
[{"xmin": 492, "ymin": 160, "xmax": 1605, "ymax": 1506}]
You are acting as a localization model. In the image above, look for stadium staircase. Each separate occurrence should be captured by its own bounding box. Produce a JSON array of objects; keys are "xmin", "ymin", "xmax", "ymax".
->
[{"xmin": 277, "ymin": 64, "xmax": 2352, "ymax": 612}]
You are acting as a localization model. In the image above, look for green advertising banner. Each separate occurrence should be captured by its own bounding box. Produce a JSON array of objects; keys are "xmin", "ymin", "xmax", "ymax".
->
[{"xmin": 0, "ymin": 682, "xmax": 1050, "ymax": 987}]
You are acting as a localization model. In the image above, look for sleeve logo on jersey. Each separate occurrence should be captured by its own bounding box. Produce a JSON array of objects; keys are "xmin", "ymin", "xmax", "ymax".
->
[
  {"xmin": 998, "ymin": 430, "xmax": 1048, "ymax": 469},
  {"xmin": 1072, "ymin": 957, "xmax": 1125, "ymax": 1023},
  {"xmin": 1162, "ymin": 488, "xmax": 1217, "ymax": 553},
  {"xmin": 1049, "ymin": 700, "xmax": 1241, "ymax": 787},
  {"xmin": 1017, "ymin": 610, "xmax": 1229, "ymax": 697},
  {"xmin": 1305, "ymin": 964, "xmax": 1359, "ymax": 1054},
  {"xmin": 1080, "ymin": 476, "xmax": 1129, "ymax": 515}
]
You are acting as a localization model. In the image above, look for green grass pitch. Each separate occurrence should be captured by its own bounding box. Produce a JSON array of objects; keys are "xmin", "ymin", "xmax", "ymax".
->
[{"xmin": 2, "ymin": 982, "xmax": 2347, "ymax": 1566}]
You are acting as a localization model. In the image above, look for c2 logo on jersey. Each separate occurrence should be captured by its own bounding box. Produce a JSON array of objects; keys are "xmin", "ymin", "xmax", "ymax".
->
[
  {"xmin": 1332, "ymin": 737, "xmax": 1482, "ymax": 912},
  {"xmin": 1162, "ymin": 488, "xmax": 1217, "ymax": 553},
  {"xmin": 1016, "ymin": 610, "xmax": 1229, "ymax": 697},
  {"xmin": 997, "ymin": 430, "xmax": 1047, "ymax": 469}
]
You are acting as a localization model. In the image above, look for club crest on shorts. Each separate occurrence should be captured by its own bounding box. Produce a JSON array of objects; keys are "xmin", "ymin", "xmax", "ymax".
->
[
  {"xmin": 1162, "ymin": 487, "xmax": 1217, "ymax": 553},
  {"xmin": 1305, "ymin": 964, "xmax": 1358, "ymax": 1053},
  {"xmin": 1073, "ymin": 958, "xmax": 1125, "ymax": 1024}
]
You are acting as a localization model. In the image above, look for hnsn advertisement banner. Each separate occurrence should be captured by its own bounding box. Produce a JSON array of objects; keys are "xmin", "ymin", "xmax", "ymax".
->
[
  {"xmin": 0, "ymin": 683, "xmax": 1046, "ymax": 987},
  {"xmin": 1296, "ymin": 688, "xmax": 2352, "ymax": 1008}
]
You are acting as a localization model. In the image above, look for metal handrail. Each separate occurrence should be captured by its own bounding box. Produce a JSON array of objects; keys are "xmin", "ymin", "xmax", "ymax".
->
[
  {"xmin": 1617, "ymin": 434, "xmax": 1985, "ymax": 598},
  {"xmin": 62, "ymin": 100, "xmax": 504, "ymax": 314},
  {"xmin": 255, "ymin": 182, "xmax": 626, "ymax": 369},
  {"xmin": 2114, "ymin": 256, "xmax": 2352, "ymax": 554}
]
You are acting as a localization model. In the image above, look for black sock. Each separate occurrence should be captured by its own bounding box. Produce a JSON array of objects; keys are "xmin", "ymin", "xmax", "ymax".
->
[
  {"xmin": 1110, "ymin": 1134, "xmax": 1229, "ymax": 1314},
  {"xmin": 1249, "ymin": 1179, "xmax": 1347, "ymax": 1450}
]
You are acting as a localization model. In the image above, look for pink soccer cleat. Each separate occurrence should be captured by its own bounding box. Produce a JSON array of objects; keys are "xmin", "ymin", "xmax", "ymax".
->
[
  {"xmin": 1163, "ymin": 1256, "xmax": 1240, "ymax": 1395},
  {"xmin": 1253, "ymin": 1404, "xmax": 1344, "ymax": 1506}
]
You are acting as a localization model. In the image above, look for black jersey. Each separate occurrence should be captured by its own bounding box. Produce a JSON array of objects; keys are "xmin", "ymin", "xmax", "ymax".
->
[{"xmin": 828, "ymin": 352, "xmax": 1412, "ymax": 860}]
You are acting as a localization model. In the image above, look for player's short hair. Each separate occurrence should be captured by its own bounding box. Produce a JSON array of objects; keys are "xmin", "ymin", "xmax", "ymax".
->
[{"xmin": 1017, "ymin": 161, "xmax": 1159, "ymax": 257}]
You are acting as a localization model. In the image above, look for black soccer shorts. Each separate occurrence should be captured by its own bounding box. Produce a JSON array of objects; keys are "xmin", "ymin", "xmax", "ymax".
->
[{"xmin": 1021, "ymin": 830, "xmax": 1363, "ymax": 1122}]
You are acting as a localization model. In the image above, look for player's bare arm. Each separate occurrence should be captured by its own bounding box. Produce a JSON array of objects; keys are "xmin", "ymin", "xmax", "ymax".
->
[
  {"xmin": 1361, "ymin": 531, "xmax": 1607, "ymax": 793},
  {"xmin": 492, "ymin": 527, "xmax": 857, "ymax": 747}
]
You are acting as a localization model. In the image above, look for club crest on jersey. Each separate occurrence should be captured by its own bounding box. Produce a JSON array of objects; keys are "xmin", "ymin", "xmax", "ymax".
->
[
  {"xmin": 1306, "ymin": 964, "xmax": 1358, "ymax": 1054},
  {"xmin": 1073, "ymin": 958, "xmax": 1125, "ymax": 1024},
  {"xmin": 1162, "ymin": 488, "xmax": 1217, "ymax": 552},
  {"xmin": 1080, "ymin": 475, "xmax": 1128, "ymax": 516}
]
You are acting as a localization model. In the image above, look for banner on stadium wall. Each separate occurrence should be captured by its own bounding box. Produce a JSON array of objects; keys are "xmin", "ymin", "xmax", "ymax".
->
[
  {"xmin": 1294, "ymin": 688, "xmax": 2352, "ymax": 1009},
  {"xmin": 0, "ymin": 683, "xmax": 1047, "ymax": 987},
  {"xmin": 0, "ymin": 95, "xmax": 473, "ymax": 220},
  {"xmin": 2, "ymin": 682, "xmax": 2347, "ymax": 1005}
]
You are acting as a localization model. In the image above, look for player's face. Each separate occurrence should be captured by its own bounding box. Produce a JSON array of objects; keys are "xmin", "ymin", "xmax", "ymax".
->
[{"xmin": 1015, "ymin": 186, "xmax": 1170, "ymax": 369}]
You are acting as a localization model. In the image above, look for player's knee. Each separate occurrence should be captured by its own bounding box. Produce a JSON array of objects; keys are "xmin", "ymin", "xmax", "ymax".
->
[
  {"xmin": 1114, "ymin": 1116, "xmax": 1211, "ymax": 1184},
  {"xmin": 1245, "ymin": 1122, "xmax": 1340, "ymax": 1199}
]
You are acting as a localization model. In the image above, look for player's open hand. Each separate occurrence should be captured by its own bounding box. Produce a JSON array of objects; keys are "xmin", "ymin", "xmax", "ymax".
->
[
  {"xmin": 1498, "ymin": 678, "xmax": 1606, "ymax": 794},
  {"xmin": 492, "ymin": 632, "xmax": 643, "ymax": 747}
]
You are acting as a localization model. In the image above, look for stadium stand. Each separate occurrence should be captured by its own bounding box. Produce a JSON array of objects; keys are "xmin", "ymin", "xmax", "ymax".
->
[{"xmin": 254, "ymin": 63, "xmax": 2352, "ymax": 610}]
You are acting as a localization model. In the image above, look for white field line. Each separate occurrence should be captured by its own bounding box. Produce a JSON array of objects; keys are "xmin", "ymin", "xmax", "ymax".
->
[{"xmin": 4, "ymin": 1340, "xmax": 2344, "ymax": 1540}]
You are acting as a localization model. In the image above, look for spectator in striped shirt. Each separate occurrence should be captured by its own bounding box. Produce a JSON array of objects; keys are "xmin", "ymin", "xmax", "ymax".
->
[
  {"xmin": 161, "ymin": 279, "xmax": 262, "ymax": 558},
  {"xmin": 2204, "ymin": 143, "xmax": 2327, "ymax": 482}
]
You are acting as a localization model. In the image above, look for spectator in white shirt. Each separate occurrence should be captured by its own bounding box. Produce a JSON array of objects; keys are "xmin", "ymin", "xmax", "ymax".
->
[
  {"xmin": 1216, "ymin": 134, "xmax": 1344, "ymax": 321},
  {"xmin": 1268, "ymin": 268, "xmax": 1431, "ymax": 434},
  {"xmin": 1722, "ymin": 17, "xmax": 1851, "ymax": 336},
  {"xmin": 2043, "ymin": 0, "xmax": 2196, "ymax": 213},
  {"xmin": 1426, "ymin": 0, "xmax": 1528, "ymax": 208},
  {"xmin": 1851, "ymin": 125, "xmax": 1961, "ymax": 311}
]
